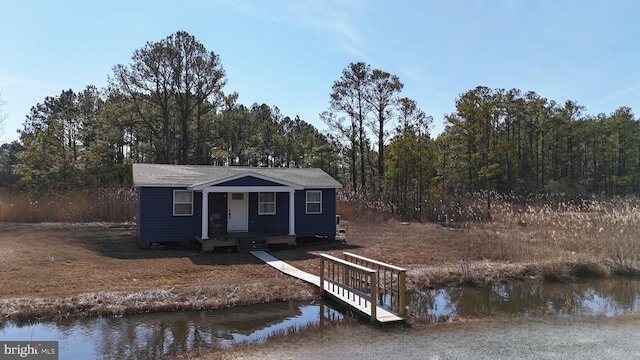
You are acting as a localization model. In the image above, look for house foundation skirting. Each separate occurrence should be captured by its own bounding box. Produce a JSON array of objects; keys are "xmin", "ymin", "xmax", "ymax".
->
[{"xmin": 196, "ymin": 234, "xmax": 296, "ymax": 252}]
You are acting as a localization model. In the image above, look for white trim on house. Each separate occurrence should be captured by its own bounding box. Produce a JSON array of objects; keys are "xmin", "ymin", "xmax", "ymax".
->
[
  {"xmin": 199, "ymin": 185, "xmax": 296, "ymax": 240},
  {"xmin": 173, "ymin": 190, "xmax": 194, "ymax": 216},
  {"xmin": 135, "ymin": 183, "xmax": 341, "ymax": 189},
  {"xmin": 227, "ymin": 192, "xmax": 249, "ymax": 232},
  {"xmin": 306, "ymin": 190, "xmax": 322, "ymax": 214},
  {"xmin": 258, "ymin": 192, "xmax": 276, "ymax": 215},
  {"xmin": 190, "ymin": 171, "xmax": 304, "ymax": 190},
  {"xmin": 190, "ymin": 185, "xmax": 293, "ymax": 193}
]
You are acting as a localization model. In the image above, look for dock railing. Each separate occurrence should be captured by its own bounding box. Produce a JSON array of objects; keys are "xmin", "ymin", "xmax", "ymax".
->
[
  {"xmin": 319, "ymin": 254, "xmax": 378, "ymax": 323},
  {"xmin": 342, "ymin": 252, "xmax": 407, "ymax": 317}
]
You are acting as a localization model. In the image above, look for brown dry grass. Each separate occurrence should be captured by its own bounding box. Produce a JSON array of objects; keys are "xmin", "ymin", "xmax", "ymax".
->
[
  {"xmin": 0, "ymin": 223, "xmax": 317, "ymax": 323},
  {"xmin": 0, "ymin": 189, "xmax": 136, "ymax": 222},
  {"xmin": 338, "ymin": 197, "xmax": 640, "ymax": 282},
  {"xmin": 1, "ymin": 196, "xmax": 640, "ymax": 325}
]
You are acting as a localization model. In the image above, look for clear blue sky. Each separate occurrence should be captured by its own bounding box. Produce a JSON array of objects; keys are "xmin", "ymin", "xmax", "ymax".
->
[{"xmin": 1, "ymin": 0, "xmax": 639, "ymax": 143}]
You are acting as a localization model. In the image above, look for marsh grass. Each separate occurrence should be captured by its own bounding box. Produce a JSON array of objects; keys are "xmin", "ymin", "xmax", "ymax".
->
[
  {"xmin": 1, "ymin": 284, "xmax": 320, "ymax": 323},
  {"xmin": 336, "ymin": 195, "xmax": 391, "ymax": 224},
  {"xmin": 2, "ymin": 192, "xmax": 640, "ymax": 326},
  {"xmin": 416, "ymin": 197, "xmax": 640, "ymax": 284},
  {"xmin": 0, "ymin": 188, "xmax": 136, "ymax": 222},
  {"xmin": 337, "ymin": 195, "xmax": 640, "ymax": 288},
  {"xmin": 481, "ymin": 196, "xmax": 640, "ymax": 277}
]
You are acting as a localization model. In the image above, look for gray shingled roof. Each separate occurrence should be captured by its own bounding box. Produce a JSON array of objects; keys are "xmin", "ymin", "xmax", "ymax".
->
[{"xmin": 132, "ymin": 164, "xmax": 342, "ymax": 189}]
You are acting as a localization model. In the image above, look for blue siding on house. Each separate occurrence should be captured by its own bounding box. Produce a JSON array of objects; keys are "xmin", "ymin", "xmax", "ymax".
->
[
  {"xmin": 294, "ymin": 188, "xmax": 337, "ymax": 237},
  {"xmin": 248, "ymin": 192, "xmax": 290, "ymax": 234},
  {"xmin": 137, "ymin": 186, "xmax": 338, "ymax": 243},
  {"xmin": 138, "ymin": 187, "xmax": 201, "ymax": 243},
  {"xmin": 216, "ymin": 176, "xmax": 282, "ymax": 187}
]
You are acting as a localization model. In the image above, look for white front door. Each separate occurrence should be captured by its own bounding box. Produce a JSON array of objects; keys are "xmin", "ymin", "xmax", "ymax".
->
[{"xmin": 227, "ymin": 192, "xmax": 248, "ymax": 232}]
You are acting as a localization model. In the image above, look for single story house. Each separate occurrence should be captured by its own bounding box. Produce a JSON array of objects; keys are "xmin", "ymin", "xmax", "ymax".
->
[{"xmin": 132, "ymin": 164, "xmax": 343, "ymax": 250}]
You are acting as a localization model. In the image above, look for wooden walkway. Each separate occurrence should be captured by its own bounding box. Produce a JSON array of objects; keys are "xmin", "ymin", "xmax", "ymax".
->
[
  {"xmin": 250, "ymin": 250, "xmax": 320, "ymax": 286},
  {"xmin": 250, "ymin": 251, "xmax": 403, "ymax": 323}
]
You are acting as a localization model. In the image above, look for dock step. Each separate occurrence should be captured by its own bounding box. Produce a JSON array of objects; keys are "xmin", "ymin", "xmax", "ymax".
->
[{"xmin": 237, "ymin": 238, "xmax": 268, "ymax": 252}]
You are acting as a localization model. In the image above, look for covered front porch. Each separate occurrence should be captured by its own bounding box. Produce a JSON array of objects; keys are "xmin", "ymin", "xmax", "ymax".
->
[{"xmin": 192, "ymin": 183, "xmax": 300, "ymax": 251}]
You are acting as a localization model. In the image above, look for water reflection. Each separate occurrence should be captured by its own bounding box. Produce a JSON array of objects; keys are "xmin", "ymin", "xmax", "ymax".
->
[
  {"xmin": 3, "ymin": 278, "xmax": 640, "ymax": 358},
  {"xmin": 0, "ymin": 300, "xmax": 344, "ymax": 359},
  {"xmin": 409, "ymin": 277, "xmax": 640, "ymax": 322}
]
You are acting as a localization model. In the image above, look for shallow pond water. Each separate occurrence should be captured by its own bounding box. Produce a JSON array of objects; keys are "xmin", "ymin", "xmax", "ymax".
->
[
  {"xmin": 2, "ymin": 277, "xmax": 640, "ymax": 359},
  {"xmin": 409, "ymin": 276, "xmax": 640, "ymax": 322},
  {"xmin": 0, "ymin": 300, "xmax": 343, "ymax": 359}
]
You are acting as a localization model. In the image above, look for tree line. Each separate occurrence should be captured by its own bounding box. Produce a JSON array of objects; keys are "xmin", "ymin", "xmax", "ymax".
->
[
  {"xmin": 0, "ymin": 32, "xmax": 339, "ymax": 192},
  {"xmin": 382, "ymin": 86, "xmax": 640, "ymax": 220},
  {"xmin": 443, "ymin": 87, "xmax": 640, "ymax": 198},
  {"xmin": 1, "ymin": 31, "xmax": 639, "ymax": 221}
]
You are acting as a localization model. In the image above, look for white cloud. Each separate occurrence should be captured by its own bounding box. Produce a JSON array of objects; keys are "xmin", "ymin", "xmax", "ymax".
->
[
  {"xmin": 290, "ymin": 0, "xmax": 372, "ymax": 62},
  {"xmin": 216, "ymin": 0, "xmax": 372, "ymax": 62}
]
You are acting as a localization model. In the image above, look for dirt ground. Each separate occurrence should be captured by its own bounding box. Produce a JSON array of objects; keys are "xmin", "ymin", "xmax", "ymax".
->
[
  {"xmin": 0, "ymin": 216, "xmax": 596, "ymax": 323},
  {"xmin": 1, "ymin": 216, "xmax": 638, "ymax": 359},
  {"xmin": 0, "ymin": 223, "xmax": 316, "ymax": 322},
  {"xmin": 0, "ymin": 219, "xmax": 488, "ymax": 321},
  {"xmin": 0, "ymin": 220, "xmax": 474, "ymax": 292},
  {"xmin": 0, "ymin": 223, "xmax": 285, "ymax": 297}
]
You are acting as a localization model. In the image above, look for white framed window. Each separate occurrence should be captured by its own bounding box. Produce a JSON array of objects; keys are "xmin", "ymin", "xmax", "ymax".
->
[
  {"xmin": 306, "ymin": 190, "xmax": 322, "ymax": 214},
  {"xmin": 258, "ymin": 192, "xmax": 276, "ymax": 215},
  {"xmin": 173, "ymin": 190, "xmax": 193, "ymax": 216}
]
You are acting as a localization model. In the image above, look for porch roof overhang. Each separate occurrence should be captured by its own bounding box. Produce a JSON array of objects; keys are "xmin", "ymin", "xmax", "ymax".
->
[
  {"xmin": 189, "ymin": 171, "xmax": 304, "ymax": 191},
  {"xmin": 189, "ymin": 185, "xmax": 298, "ymax": 193},
  {"xmin": 197, "ymin": 181, "xmax": 299, "ymax": 240}
]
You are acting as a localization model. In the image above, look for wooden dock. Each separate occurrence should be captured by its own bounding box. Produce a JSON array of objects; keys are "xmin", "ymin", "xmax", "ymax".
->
[{"xmin": 250, "ymin": 251, "xmax": 404, "ymax": 323}]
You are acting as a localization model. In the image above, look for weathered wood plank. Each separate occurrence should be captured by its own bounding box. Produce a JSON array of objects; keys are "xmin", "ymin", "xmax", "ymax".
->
[
  {"xmin": 321, "ymin": 281, "xmax": 402, "ymax": 322},
  {"xmin": 251, "ymin": 250, "xmax": 320, "ymax": 286},
  {"xmin": 250, "ymin": 251, "xmax": 403, "ymax": 323}
]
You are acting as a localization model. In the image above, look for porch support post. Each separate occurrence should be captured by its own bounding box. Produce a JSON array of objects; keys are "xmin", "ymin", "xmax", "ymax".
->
[
  {"xmin": 288, "ymin": 189, "xmax": 295, "ymax": 235},
  {"xmin": 201, "ymin": 189, "xmax": 209, "ymax": 240}
]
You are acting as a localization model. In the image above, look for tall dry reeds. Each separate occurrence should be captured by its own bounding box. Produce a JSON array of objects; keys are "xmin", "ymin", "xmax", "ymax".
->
[
  {"xmin": 336, "ymin": 190, "xmax": 393, "ymax": 223},
  {"xmin": 0, "ymin": 188, "xmax": 137, "ymax": 223},
  {"xmin": 471, "ymin": 196, "xmax": 640, "ymax": 278},
  {"xmin": 340, "ymin": 192, "xmax": 640, "ymax": 284}
]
